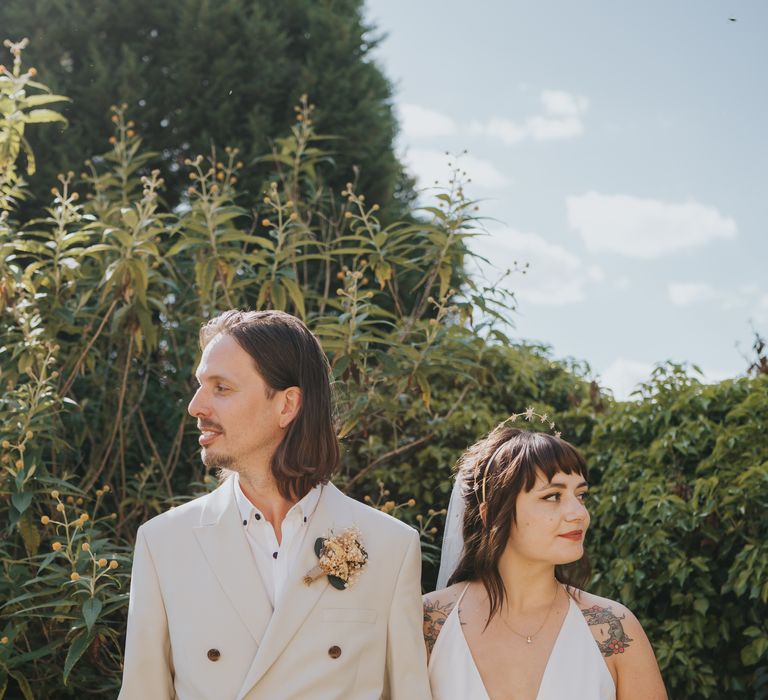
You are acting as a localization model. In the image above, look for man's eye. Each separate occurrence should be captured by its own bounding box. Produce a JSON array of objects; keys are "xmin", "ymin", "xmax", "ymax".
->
[
  {"xmin": 215, "ymin": 385, "xmax": 228, "ymax": 392},
  {"xmin": 578, "ymin": 491, "xmax": 590, "ymax": 501}
]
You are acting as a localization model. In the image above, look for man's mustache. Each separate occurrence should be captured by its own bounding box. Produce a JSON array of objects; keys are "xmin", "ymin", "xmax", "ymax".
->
[{"xmin": 197, "ymin": 420, "xmax": 224, "ymax": 433}]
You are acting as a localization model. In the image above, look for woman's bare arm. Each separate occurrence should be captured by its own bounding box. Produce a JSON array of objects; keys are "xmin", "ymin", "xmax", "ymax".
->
[{"xmin": 578, "ymin": 593, "xmax": 667, "ymax": 700}]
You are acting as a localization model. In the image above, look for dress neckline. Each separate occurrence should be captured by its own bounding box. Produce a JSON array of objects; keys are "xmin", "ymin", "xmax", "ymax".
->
[{"xmin": 452, "ymin": 583, "xmax": 576, "ymax": 700}]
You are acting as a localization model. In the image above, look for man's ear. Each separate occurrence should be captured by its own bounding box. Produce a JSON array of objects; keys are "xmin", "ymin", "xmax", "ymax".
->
[{"xmin": 278, "ymin": 386, "xmax": 302, "ymax": 429}]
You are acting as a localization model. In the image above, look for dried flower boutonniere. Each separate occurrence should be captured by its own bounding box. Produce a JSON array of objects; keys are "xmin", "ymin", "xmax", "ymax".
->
[{"xmin": 303, "ymin": 527, "xmax": 368, "ymax": 590}]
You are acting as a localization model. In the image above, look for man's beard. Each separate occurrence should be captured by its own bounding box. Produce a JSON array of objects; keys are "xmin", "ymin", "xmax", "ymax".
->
[{"xmin": 201, "ymin": 448, "xmax": 236, "ymax": 471}]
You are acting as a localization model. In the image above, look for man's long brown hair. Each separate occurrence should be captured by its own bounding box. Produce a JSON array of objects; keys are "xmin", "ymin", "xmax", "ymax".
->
[
  {"xmin": 199, "ymin": 310, "xmax": 339, "ymax": 500},
  {"xmin": 447, "ymin": 426, "xmax": 591, "ymax": 623}
]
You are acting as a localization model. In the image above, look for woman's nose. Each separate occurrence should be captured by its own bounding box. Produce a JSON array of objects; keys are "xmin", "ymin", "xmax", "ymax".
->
[{"xmin": 565, "ymin": 496, "xmax": 588, "ymax": 522}]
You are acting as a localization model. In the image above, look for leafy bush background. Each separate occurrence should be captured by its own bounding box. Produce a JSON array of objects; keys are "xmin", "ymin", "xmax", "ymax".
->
[{"xmin": 1, "ymin": 39, "xmax": 766, "ymax": 700}]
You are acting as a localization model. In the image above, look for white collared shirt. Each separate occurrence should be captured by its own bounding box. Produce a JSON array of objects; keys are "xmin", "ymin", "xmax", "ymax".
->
[{"xmin": 234, "ymin": 474, "xmax": 322, "ymax": 608}]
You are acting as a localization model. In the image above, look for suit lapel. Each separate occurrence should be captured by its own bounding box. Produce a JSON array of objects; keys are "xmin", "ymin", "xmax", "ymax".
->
[
  {"xmin": 236, "ymin": 483, "xmax": 351, "ymax": 700},
  {"xmin": 192, "ymin": 477, "xmax": 273, "ymax": 646}
]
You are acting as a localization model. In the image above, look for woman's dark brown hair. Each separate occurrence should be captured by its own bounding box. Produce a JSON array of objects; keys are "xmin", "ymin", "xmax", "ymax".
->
[
  {"xmin": 199, "ymin": 309, "xmax": 340, "ymax": 500},
  {"xmin": 447, "ymin": 425, "xmax": 591, "ymax": 623}
]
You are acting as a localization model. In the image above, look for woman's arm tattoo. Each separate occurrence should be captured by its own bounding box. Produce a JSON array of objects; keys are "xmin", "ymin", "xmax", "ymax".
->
[
  {"xmin": 581, "ymin": 605, "xmax": 634, "ymax": 656},
  {"xmin": 423, "ymin": 599, "xmax": 454, "ymax": 655}
]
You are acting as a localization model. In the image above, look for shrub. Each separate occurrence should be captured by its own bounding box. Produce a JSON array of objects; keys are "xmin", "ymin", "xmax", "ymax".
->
[{"xmin": 586, "ymin": 364, "xmax": 768, "ymax": 699}]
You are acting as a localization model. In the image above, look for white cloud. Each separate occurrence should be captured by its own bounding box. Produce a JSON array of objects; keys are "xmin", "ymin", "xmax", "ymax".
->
[
  {"xmin": 471, "ymin": 227, "xmax": 604, "ymax": 305},
  {"xmin": 614, "ymin": 276, "xmax": 630, "ymax": 290},
  {"xmin": 567, "ymin": 192, "xmax": 737, "ymax": 258},
  {"xmin": 469, "ymin": 89, "xmax": 589, "ymax": 145},
  {"xmin": 667, "ymin": 282, "xmax": 768, "ymax": 319},
  {"xmin": 470, "ymin": 118, "xmax": 527, "ymax": 145},
  {"xmin": 527, "ymin": 115, "xmax": 584, "ymax": 141},
  {"xmin": 398, "ymin": 104, "xmax": 457, "ymax": 140},
  {"xmin": 668, "ymin": 282, "xmax": 718, "ymax": 306},
  {"xmin": 540, "ymin": 89, "xmax": 589, "ymax": 117},
  {"xmin": 587, "ymin": 265, "xmax": 605, "ymax": 283},
  {"xmin": 403, "ymin": 148, "xmax": 511, "ymax": 190}
]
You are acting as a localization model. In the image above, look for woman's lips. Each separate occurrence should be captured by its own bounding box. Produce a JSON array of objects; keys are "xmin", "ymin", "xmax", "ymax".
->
[
  {"xmin": 199, "ymin": 431, "xmax": 221, "ymax": 446},
  {"xmin": 558, "ymin": 530, "xmax": 584, "ymax": 541}
]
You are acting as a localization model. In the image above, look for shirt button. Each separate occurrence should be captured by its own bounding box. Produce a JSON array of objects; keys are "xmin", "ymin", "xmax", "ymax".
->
[
  {"xmin": 242, "ymin": 519, "xmax": 247, "ymax": 526},
  {"xmin": 207, "ymin": 648, "xmax": 221, "ymax": 662},
  {"xmin": 254, "ymin": 513, "xmax": 262, "ymax": 520},
  {"xmin": 328, "ymin": 645, "xmax": 342, "ymax": 659},
  {"xmin": 272, "ymin": 551, "xmax": 278, "ymax": 559}
]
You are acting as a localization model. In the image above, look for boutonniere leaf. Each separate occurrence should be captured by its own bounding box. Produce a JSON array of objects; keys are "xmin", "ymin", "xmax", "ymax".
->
[{"xmin": 303, "ymin": 527, "xmax": 368, "ymax": 590}]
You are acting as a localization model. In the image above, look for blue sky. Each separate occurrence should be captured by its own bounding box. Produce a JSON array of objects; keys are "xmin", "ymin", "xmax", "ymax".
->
[{"xmin": 365, "ymin": 0, "xmax": 768, "ymax": 399}]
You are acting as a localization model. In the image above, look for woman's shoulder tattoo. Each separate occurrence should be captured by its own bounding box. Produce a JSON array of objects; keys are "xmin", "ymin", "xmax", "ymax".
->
[
  {"xmin": 423, "ymin": 597, "xmax": 456, "ymax": 655},
  {"xmin": 580, "ymin": 604, "xmax": 634, "ymax": 657}
]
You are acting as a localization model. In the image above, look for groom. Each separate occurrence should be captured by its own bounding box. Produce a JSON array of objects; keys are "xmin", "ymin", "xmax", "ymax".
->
[{"xmin": 119, "ymin": 310, "xmax": 430, "ymax": 699}]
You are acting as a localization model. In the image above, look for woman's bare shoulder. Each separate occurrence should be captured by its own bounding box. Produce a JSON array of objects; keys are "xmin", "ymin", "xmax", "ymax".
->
[
  {"xmin": 424, "ymin": 581, "xmax": 466, "ymax": 608},
  {"xmin": 422, "ymin": 582, "xmax": 467, "ymax": 657},
  {"xmin": 572, "ymin": 589, "xmax": 668, "ymax": 698},
  {"xmin": 571, "ymin": 589, "xmax": 647, "ymax": 659}
]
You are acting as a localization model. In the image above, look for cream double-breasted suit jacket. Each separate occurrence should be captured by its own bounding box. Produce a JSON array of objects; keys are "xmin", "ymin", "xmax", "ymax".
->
[{"xmin": 118, "ymin": 477, "xmax": 431, "ymax": 699}]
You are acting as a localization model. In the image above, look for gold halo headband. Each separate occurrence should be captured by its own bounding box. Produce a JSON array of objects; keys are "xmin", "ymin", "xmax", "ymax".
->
[{"xmin": 472, "ymin": 407, "xmax": 562, "ymax": 505}]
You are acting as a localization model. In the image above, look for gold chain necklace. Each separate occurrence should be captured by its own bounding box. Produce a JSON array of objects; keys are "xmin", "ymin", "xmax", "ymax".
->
[{"xmin": 498, "ymin": 583, "xmax": 562, "ymax": 645}]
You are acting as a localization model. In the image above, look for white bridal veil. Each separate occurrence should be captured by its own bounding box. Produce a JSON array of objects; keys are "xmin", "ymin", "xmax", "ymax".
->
[{"xmin": 436, "ymin": 473, "xmax": 467, "ymax": 589}]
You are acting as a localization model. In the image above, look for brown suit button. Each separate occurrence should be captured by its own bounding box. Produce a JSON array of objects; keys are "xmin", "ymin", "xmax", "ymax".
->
[
  {"xmin": 328, "ymin": 645, "xmax": 341, "ymax": 659},
  {"xmin": 207, "ymin": 648, "xmax": 221, "ymax": 661}
]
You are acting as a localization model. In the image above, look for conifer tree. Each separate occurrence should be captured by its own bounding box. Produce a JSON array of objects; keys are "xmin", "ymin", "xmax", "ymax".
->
[{"xmin": 0, "ymin": 0, "xmax": 413, "ymax": 215}]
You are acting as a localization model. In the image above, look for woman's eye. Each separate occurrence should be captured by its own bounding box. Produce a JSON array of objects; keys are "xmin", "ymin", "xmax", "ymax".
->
[
  {"xmin": 215, "ymin": 385, "xmax": 228, "ymax": 392},
  {"xmin": 542, "ymin": 493, "xmax": 561, "ymax": 502},
  {"xmin": 578, "ymin": 491, "xmax": 590, "ymax": 501}
]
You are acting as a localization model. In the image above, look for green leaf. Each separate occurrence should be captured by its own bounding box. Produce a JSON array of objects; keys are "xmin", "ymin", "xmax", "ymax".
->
[
  {"xmin": 63, "ymin": 629, "xmax": 95, "ymax": 685},
  {"xmin": 692, "ymin": 598, "xmax": 709, "ymax": 615},
  {"xmin": 24, "ymin": 109, "xmax": 68, "ymax": 125},
  {"xmin": 82, "ymin": 598, "xmax": 103, "ymax": 633},
  {"xmin": 336, "ymin": 416, "xmax": 358, "ymax": 440},
  {"xmin": 415, "ymin": 373, "xmax": 432, "ymax": 411},
  {"xmin": 165, "ymin": 239, "xmax": 202, "ymax": 257},
  {"xmin": 106, "ymin": 228, "xmax": 134, "ymax": 248},
  {"xmin": 7, "ymin": 672, "xmax": 33, "ymax": 700},
  {"xmin": 279, "ymin": 276, "xmax": 306, "ymax": 319},
  {"xmin": 21, "ymin": 94, "xmax": 71, "ymax": 108},
  {"xmin": 11, "ymin": 491, "xmax": 33, "ymax": 515},
  {"xmin": 213, "ymin": 207, "xmax": 248, "ymax": 226},
  {"xmin": 741, "ymin": 636, "xmax": 768, "ymax": 666},
  {"xmin": 120, "ymin": 208, "xmax": 139, "ymax": 230},
  {"xmin": 373, "ymin": 261, "xmax": 392, "ymax": 289},
  {"xmin": 17, "ymin": 510, "xmax": 40, "ymax": 556}
]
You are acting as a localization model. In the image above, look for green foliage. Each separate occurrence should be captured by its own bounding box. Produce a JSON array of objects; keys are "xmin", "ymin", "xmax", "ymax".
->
[
  {"xmin": 0, "ymin": 0, "xmax": 414, "ymax": 217},
  {"xmin": 0, "ymin": 44, "xmax": 602, "ymax": 695},
  {"xmin": 0, "ymin": 37, "xmax": 68, "ymax": 212},
  {"xmin": 586, "ymin": 364, "xmax": 768, "ymax": 698}
]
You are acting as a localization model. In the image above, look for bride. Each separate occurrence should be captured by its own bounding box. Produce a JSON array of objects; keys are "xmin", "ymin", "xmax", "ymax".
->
[{"xmin": 424, "ymin": 416, "xmax": 667, "ymax": 700}]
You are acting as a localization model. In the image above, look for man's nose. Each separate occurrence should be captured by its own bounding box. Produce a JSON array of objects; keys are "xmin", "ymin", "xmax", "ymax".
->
[{"xmin": 187, "ymin": 387, "xmax": 209, "ymax": 418}]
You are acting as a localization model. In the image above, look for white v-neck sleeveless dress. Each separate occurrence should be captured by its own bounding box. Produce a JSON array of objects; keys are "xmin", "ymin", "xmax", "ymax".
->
[{"xmin": 428, "ymin": 584, "xmax": 616, "ymax": 700}]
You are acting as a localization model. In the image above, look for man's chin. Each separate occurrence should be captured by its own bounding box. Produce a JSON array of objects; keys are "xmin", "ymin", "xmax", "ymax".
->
[{"xmin": 201, "ymin": 448, "xmax": 235, "ymax": 470}]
